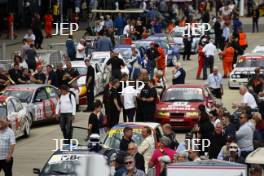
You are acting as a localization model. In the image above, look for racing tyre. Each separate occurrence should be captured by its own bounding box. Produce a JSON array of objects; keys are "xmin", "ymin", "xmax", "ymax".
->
[{"xmin": 23, "ymin": 118, "xmax": 31, "ymax": 138}]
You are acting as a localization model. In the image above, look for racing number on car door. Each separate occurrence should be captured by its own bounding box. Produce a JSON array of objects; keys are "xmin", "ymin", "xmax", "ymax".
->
[
  {"xmin": 34, "ymin": 88, "xmax": 49, "ymax": 120},
  {"xmin": 46, "ymin": 87, "xmax": 59, "ymax": 117}
]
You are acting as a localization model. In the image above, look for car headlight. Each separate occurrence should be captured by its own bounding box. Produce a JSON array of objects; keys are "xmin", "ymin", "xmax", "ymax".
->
[
  {"xmin": 186, "ymin": 112, "xmax": 198, "ymax": 117},
  {"xmin": 236, "ymin": 75, "xmax": 241, "ymax": 78},
  {"xmin": 231, "ymin": 74, "xmax": 236, "ymax": 78},
  {"xmin": 159, "ymin": 112, "xmax": 170, "ymax": 116}
]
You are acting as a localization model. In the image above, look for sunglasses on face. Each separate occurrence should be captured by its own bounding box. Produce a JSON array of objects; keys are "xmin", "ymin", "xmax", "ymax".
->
[{"xmin": 125, "ymin": 161, "xmax": 133, "ymax": 165}]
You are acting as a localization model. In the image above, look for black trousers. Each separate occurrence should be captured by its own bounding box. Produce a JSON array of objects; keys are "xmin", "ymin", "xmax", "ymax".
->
[
  {"xmin": 211, "ymin": 88, "xmax": 222, "ymax": 99},
  {"xmin": 86, "ymin": 87, "xmax": 94, "ymax": 111},
  {"xmin": 203, "ymin": 56, "xmax": 214, "ymax": 80},
  {"xmin": 109, "ymin": 108, "xmax": 120, "ymax": 128},
  {"xmin": 183, "ymin": 46, "xmax": 191, "ymax": 60},
  {"xmin": 0, "ymin": 158, "xmax": 13, "ymax": 176},
  {"xmin": 253, "ymin": 20, "xmax": 259, "ymax": 33},
  {"xmin": 59, "ymin": 113, "xmax": 73, "ymax": 144},
  {"xmin": 124, "ymin": 108, "xmax": 136, "ymax": 122}
]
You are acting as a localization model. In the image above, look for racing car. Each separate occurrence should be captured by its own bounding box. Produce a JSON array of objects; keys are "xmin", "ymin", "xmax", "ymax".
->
[
  {"xmin": 0, "ymin": 96, "xmax": 31, "ymax": 138},
  {"xmin": 3, "ymin": 84, "xmax": 59, "ymax": 124},
  {"xmin": 228, "ymin": 53, "xmax": 264, "ymax": 89},
  {"xmin": 155, "ymin": 84, "xmax": 215, "ymax": 130}
]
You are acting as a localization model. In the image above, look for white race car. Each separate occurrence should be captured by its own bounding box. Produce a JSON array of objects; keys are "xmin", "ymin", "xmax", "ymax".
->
[
  {"xmin": 252, "ymin": 45, "xmax": 264, "ymax": 54},
  {"xmin": 229, "ymin": 53, "xmax": 264, "ymax": 88}
]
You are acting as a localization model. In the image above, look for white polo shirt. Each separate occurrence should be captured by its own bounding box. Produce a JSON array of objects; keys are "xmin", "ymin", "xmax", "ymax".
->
[
  {"xmin": 206, "ymin": 73, "xmax": 223, "ymax": 89},
  {"xmin": 202, "ymin": 42, "xmax": 217, "ymax": 57},
  {"xmin": 121, "ymin": 86, "xmax": 137, "ymax": 110},
  {"xmin": 242, "ymin": 91, "xmax": 258, "ymax": 109}
]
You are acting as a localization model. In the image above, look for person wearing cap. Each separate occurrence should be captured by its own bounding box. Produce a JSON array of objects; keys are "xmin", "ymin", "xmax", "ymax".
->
[
  {"xmin": 31, "ymin": 65, "xmax": 46, "ymax": 84},
  {"xmin": 75, "ymin": 39, "xmax": 86, "ymax": 61},
  {"xmin": 223, "ymin": 142, "xmax": 243, "ymax": 163},
  {"xmin": 149, "ymin": 136, "xmax": 176, "ymax": 176},
  {"xmin": 84, "ymin": 58, "xmax": 95, "ymax": 112}
]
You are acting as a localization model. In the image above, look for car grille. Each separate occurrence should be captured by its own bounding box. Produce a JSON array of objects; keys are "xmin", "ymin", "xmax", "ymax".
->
[{"xmin": 170, "ymin": 113, "xmax": 185, "ymax": 118}]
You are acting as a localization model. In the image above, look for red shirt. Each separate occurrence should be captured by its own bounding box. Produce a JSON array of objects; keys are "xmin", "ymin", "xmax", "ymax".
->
[{"xmin": 150, "ymin": 147, "xmax": 176, "ymax": 176}]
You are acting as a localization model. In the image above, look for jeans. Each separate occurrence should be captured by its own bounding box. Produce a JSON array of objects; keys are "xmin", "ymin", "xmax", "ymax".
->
[
  {"xmin": 203, "ymin": 56, "xmax": 214, "ymax": 79},
  {"xmin": 124, "ymin": 108, "xmax": 136, "ymax": 122},
  {"xmin": 59, "ymin": 113, "xmax": 73, "ymax": 144},
  {"xmin": 0, "ymin": 158, "xmax": 13, "ymax": 176}
]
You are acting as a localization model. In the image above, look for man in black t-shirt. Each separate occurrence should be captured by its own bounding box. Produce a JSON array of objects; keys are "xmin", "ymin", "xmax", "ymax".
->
[
  {"xmin": 18, "ymin": 68, "xmax": 30, "ymax": 84},
  {"xmin": 32, "ymin": 65, "xmax": 46, "ymax": 84},
  {"xmin": 47, "ymin": 65, "xmax": 58, "ymax": 87},
  {"xmin": 109, "ymin": 79, "xmax": 122, "ymax": 128},
  {"xmin": 119, "ymin": 127, "xmax": 134, "ymax": 151},
  {"xmin": 84, "ymin": 59, "xmax": 95, "ymax": 112},
  {"xmin": 88, "ymin": 100, "xmax": 102, "ymax": 135},
  {"xmin": 56, "ymin": 63, "xmax": 66, "ymax": 87},
  {"xmin": 63, "ymin": 61, "xmax": 80, "ymax": 87},
  {"xmin": 106, "ymin": 52, "xmax": 125, "ymax": 80},
  {"xmin": 8, "ymin": 63, "xmax": 22, "ymax": 84},
  {"xmin": 139, "ymin": 79, "xmax": 158, "ymax": 122}
]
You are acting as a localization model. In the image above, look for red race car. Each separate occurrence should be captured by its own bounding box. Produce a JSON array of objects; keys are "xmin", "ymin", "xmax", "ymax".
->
[{"xmin": 155, "ymin": 84, "xmax": 215, "ymax": 130}]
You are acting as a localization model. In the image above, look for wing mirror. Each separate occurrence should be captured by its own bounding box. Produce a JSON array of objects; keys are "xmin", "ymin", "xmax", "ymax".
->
[{"xmin": 33, "ymin": 168, "xmax": 40, "ymax": 175}]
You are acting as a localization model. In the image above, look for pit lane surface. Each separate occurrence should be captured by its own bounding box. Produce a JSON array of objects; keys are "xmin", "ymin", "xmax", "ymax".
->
[{"xmin": 2, "ymin": 32, "xmax": 263, "ymax": 176}]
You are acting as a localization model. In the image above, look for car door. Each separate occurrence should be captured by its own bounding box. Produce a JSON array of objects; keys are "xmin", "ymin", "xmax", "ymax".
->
[
  {"xmin": 33, "ymin": 87, "xmax": 50, "ymax": 121},
  {"xmin": 6, "ymin": 99, "xmax": 18, "ymax": 136},
  {"xmin": 11, "ymin": 98, "xmax": 26, "ymax": 136},
  {"xmin": 94, "ymin": 63, "xmax": 103, "ymax": 94},
  {"xmin": 46, "ymin": 86, "xmax": 59, "ymax": 118}
]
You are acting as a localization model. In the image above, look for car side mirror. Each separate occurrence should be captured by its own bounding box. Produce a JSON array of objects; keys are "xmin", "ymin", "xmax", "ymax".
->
[
  {"xmin": 33, "ymin": 168, "xmax": 40, "ymax": 174},
  {"xmin": 34, "ymin": 99, "xmax": 42, "ymax": 103}
]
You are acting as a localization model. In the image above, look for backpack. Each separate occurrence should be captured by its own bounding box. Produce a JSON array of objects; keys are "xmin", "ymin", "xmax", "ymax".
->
[{"xmin": 59, "ymin": 91, "xmax": 76, "ymax": 105}]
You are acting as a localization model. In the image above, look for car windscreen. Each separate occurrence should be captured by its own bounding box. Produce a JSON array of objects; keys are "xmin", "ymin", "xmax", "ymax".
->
[
  {"xmin": 104, "ymin": 128, "xmax": 142, "ymax": 149},
  {"xmin": 3, "ymin": 90, "xmax": 33, "ymax": 103},
  {"xmin": 75, "ymin": 67, "xmax": 87, "ymax": 75},
  {"xmin": 162, "ymin": 88, "xmax": 204, "ymax": 102},
  {"xmin": 42, "ymin": 154, "xmax": 110, "ymax": 176},
  {"xmin": 171, "ymin": 31, "xmax": 183, "ymax": 37},
  {"xmin": 236, "ymin": 58, "xmax": 264, "ymax": 67},
  {"xmin": 113, "ymin": 48, "xmax": 131, "ymax": 60},
  {"xmin": 0, "ymin": 106, "xmax": 7, "ymax": 118}
]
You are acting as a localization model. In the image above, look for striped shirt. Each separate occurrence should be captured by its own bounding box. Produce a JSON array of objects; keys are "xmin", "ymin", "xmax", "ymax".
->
[{"xmin": 0, "ymin": 127, "xmax": 16, "ymax": 160}]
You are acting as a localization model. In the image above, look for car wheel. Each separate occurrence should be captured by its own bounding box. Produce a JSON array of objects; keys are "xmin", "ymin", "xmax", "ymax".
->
[
  {"xmin": 29, "ymin": 113, "xmax": 34, "ymax": 127},
  {"xmin": 23, "ymin": 117, "xmax": 31, "ymax": 138}
]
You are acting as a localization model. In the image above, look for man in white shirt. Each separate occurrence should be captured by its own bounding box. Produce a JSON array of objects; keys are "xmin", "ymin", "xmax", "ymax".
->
[
  {"xmin": 76, "ymin": 39, "xmax": 86, "ymax": 60},
  {"xmin": 232, "ymin": 85, "xmax": 258, "ymax": 109},
  {"xmin": 202, "ymin": 39, "xmax": 217, "ymax": 80},
  {"xmin": 121, "ymin": 84, "xmax": 137, "ymax": 122},
  {"xmin": 56, "ymin": 85, "xmax": 76, "ymax": 144},
  {"xmin": 123, "ymin": 21, "xmax": 134, "ymax": 37},
  {"xmin": 138, "ymin": 126, "xmax": 155, "ymax": 172},
  {"xmin": 206, "ymin": 67, "xmax": 224, "ymax": 99}
]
